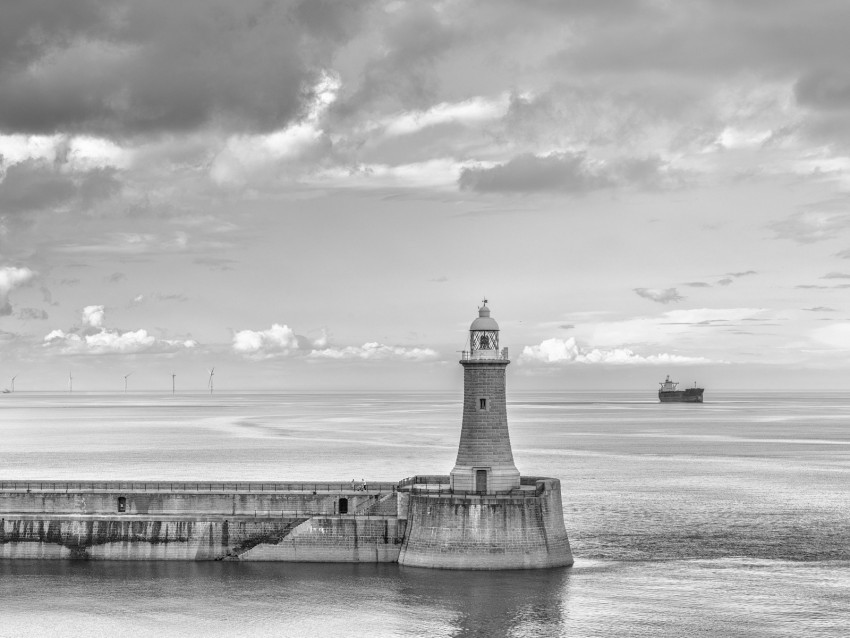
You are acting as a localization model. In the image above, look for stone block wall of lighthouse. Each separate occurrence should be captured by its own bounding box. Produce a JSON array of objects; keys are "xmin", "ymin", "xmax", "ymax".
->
[{"xmin": 451, "ymin": 360, "xmax": 521, "ymax": 492}]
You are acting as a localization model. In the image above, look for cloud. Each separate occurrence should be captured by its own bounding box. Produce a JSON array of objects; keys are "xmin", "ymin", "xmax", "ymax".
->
[
  {"xmin": 771, "ymin": 209, "xmax": 850, "ymax": 243},
  {"xmin": 0, "ymin": 1, "xmax": 369, "ymax": 136},
  {"xmin": 0, "ymin": 266, "xmax": 35, "ymax": 316},
  {"xmin": 822, "ymin": 271, "xmax": 850, "ymax": 279},
  {"xmin": 520, "ymin": 337, "xmax": 711, "ymax": 365},
  {"xmin": 810, "ymin": 323, "xmax": 850, "ymax": 349},
  {"xmin": 634, "ymin": 287, "xmax": 684, "ymax": 304},
  {"xmin": 43, "ymin": 305, "xmax": 196, "ymax": 354},
  {"xmin": 17, "ymin": 307, "xmax": 48, "ymax": 320},
  {"xmin": 82, "ymin": 305, "xmax": 105, "ymax": 329},
  {"xmin": 684, "ymin": 282, "xmax": 712, "ymax": 288},
  {"xmin": 589, "ymin": 308, "xmax": 766, "ymax": 348},
  {"xmin": 0, "ymin": 160, "xmax": 122, "ymax": 216},
  {"xmin": 377, "ymin": 94, "xmax": 510, "ymax": 138},
  {"xmin": 194, "ymin": 257, "xmax": 237, "ymax": 271},
  {"xmin": 233, "ymin": 324, "xmax": 303, "ymax": 359},
  {"xmin": 209, "ymin": 71, "xmax": 339, "ymax": 186},
  {"xmin": 309, "ymin": 343, "xmax": 438, "ymax": 361},
  {"xmin": 155, "ymin": 293, "xmax": 187, "ymax": 303},
  {"xmin": 458, "ymin": 152, "xmax": 682, "ymax": 194},
  {"xmin": 804, "ymin": 306, "xmax": 836, "ymax": 312},
  {"xmin": 836, "ymin": 249, "xmax": 850, "ymax": 259},
  {"xmin": 727, "ymin": 270, "xmax": 757, "ymax": 278},
  {"xmin": 232, "ymin": 322, "xmax": 436, "ymax": 362}
]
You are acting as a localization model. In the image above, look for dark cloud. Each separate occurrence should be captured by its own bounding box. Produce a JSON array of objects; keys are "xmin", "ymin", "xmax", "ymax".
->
[
  {"xmin": 17, "ymin": 307, "xmax": 48, "ymax": 320},
  {"xmin": 332, "ymin": 4, "xmax": 455, "ymax": 120},
  {"xmin": 458, "ymin": 152, "xmax": 680, "ymax": 193},
  {"xmin": 634, "ymin": 287, "xmax": 683, "ymax": 304},
  {"xmin": 795, "ymin": 68, "xmax": 850, "ymax": 111},
  {"xmin": 0, "ymin": 161, "xmax": 122, "ymax": 216},
  {"xmin": 559, "ymin": 324, "xmax": 575, "ymax": 330},
  {"xmin": 684, "ymin": 281, "xmax": 711, "ymax": 288},
  {"xmin": 804, "ymin": 306, "xmax": 837, "ymax": 312},
  {"xmin": 105, "ymin": 272, "xmax": 126, "ymax": 283},
  {"xmin": 835, "ymin": 249, "xmax": 850, "ymax": 259},
  {"xmin": 727, "ymin": 270, "xmax": 757, "ymax": 278},
  {"xmin": 0, "ymin": 161, "xmax": 75, "ymax": 214},
  {"xmin": 552, "ymin": 1, "xmax": 850, "ymax": 79},
  {"xmin": 717, "ymin": 278, "xmax": 733, "ymax": 286},
  {"xmin": 822, "ymin": 272, "xmax": 850, "ymax": 279},
  {"xmin": 0, "ymin": 1, "xmax": 371, "ymax": 136}
]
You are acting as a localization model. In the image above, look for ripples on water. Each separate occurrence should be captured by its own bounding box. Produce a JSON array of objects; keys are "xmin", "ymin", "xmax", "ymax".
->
[{"xmin": 1, "ymin": 391, "xmax": 849, "ymax": 637}]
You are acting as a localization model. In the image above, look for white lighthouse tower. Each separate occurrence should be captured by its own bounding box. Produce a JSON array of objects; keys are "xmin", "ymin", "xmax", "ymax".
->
[{"xmin": 450, "ymin": 300, "xmax": 521, "ymax": 492}]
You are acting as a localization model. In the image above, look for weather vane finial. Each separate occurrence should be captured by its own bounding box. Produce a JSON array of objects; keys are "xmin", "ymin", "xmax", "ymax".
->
[{"xmin": 481, "ymin": 297, "xmax": 488, "ymax": 306}]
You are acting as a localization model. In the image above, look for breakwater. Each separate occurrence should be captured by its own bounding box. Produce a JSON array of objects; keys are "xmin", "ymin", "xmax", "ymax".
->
[{"xmin": 0, "ymin": 476, "xmax": 570, "ymax": 567}]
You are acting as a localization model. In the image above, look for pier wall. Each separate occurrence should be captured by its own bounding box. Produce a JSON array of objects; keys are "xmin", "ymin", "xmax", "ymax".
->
[
  {"xmin": 0, "ymin": 516, "xmax": 405, "ymax": 562},
  {"xmin": 0, "ymin": 482, "xmax": 405, "ymax": 562},
  {"xmin": 398, "ymin": 478, "xmax": 574, "ymax": 570},
  {"xmin": 0, "ymin": 478, "xmax": 571, "ymax": 568}
]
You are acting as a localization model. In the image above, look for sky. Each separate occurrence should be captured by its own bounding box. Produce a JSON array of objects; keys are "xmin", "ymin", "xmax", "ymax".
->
[{"xmin": 3, "ymin": 0, "xmax": 850, "ymax": 392}]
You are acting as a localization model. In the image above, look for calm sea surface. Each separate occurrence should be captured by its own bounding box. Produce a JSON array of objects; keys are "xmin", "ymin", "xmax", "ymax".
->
[{"xmin": 1, "ymin": 390, "xmax": 849, "ymax": 637}]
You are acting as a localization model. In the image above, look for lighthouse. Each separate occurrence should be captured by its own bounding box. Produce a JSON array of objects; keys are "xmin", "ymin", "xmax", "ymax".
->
[
  {"xmin": 450, "ymin": 300, "xmax": 521, "ymax": 493},
  {"xmin": 397, "ymin": 300, "xmax": 574, "ymax": 569}
]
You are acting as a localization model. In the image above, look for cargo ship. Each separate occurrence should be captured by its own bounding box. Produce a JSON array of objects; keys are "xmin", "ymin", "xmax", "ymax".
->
[{"xmin": 658, "ymin": 376, "xmax": 704, "ymax": 403}]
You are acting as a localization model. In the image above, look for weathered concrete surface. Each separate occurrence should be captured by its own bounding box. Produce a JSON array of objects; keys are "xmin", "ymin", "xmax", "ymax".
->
[
  {"xmin": 0, "ymin": 515, "xmax": 404, "ymax": 562},
  {"xmin": 0, "ymin": 489, "xmax": 395, "ymax": 517},
  {"xmin": 398, "ymin": 479, "xmax": 574, "ymax": 570},
  {"xmin": 0, "ymin": 477, "xmax": 572, "ymax": 568}
]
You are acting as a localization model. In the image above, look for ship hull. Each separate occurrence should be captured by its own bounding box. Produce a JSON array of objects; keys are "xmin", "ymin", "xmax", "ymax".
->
[{"xmin": 658, "ymin": 389, "xmax": 704, "ymax": 403}]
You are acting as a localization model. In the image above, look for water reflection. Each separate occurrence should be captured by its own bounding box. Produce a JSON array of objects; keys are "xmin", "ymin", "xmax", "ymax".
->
[{"xmin": 397, "ymin": 565, "xmax": 572, "ymax": 638}]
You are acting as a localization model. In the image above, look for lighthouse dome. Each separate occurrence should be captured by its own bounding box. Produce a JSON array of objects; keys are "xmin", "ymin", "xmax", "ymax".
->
[{"xmin": 470, "ymin": 303, "xmax": 499, "ymax": 331}]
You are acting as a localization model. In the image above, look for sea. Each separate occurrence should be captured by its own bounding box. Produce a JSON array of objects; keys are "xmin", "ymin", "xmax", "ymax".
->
[{"xmin": 1, "ymin": 390, "xmax": 849, "ymax": 637}]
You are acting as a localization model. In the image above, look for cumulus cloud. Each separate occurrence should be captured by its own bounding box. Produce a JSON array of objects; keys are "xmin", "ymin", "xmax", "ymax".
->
[
  {"xmin": 309, "ymin": 343, "xmax": 438, "ymax": 361},
  {"xmin": 233, "ymin": 324, "xmax": 302, "ymax": 359},
  {"xmin": 233, "ymin": 322, "xmax": 436, "ymax": 361},
  {"xmin": 43, "ymin": 305, "xmax": 196, "ymax": 354},
  {"xmin": 634, "ymin": 287, "xmax": 684, "ymax": 304},
  {"xmin": 82, "ymin": 305, "xmax": 105, "ymax": 329},
  {"xmin": 458, "ymin": 152, "xmax": 682, "ymax": 194},
  {"xmin": 0, "ymin": 266, "xmax": 35, "ymax": 316},
  {"xmin": 520, "ymin": 337, "xmax": 711, "ymax": 365}
]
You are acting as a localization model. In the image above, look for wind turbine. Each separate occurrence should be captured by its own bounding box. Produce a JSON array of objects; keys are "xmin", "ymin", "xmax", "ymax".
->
[
  {"xmin": 207, "ymin": 367, "xmax": 215, "ymax": 395},
  {"xmin": 124, "ymin": 372, "xmax": 133, "ymax": 393},
  {"xmin": 172, "ymin": 373, "xmax": 176, "ymax": 395},
  {"xmin": 10, "ymin": 375, "xmax": 16, "ymax": 393}
]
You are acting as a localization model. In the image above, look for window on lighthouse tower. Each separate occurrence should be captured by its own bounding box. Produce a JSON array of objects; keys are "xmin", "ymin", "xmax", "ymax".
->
[{"xmin": 479, "ymin": 334, "xmax": 489, "ymax": 349}]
